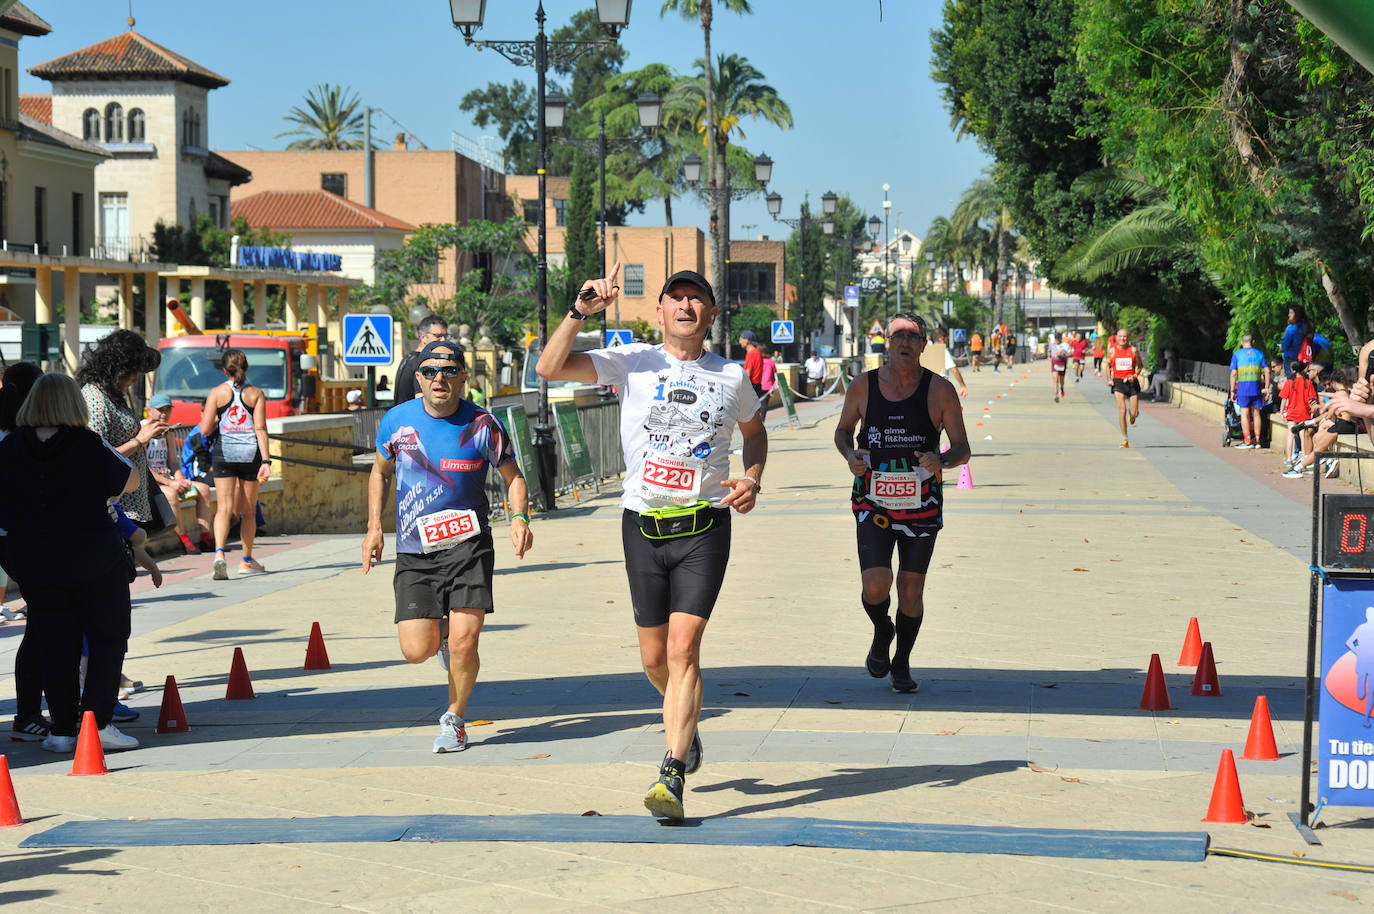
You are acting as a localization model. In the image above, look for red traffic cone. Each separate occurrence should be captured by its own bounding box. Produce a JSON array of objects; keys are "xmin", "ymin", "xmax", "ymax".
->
[
  {"xmin": 156, "ymin": 675, "xmax": 190, "ymax": 733},
  {"xmin": 0, "ymin": 755, "xmax": 22, "ymax": 826},
  {"xmin": 225, "ymin": 647, "xmax": 256, "ymax": 700},
  {"xmin": 957, "ymin": 463, "xmax": 974, "ymax": 490},
  {"xmin": 1139, "ymin": 653, "xmax": 1172, "ymax": 710},
  {"xmin": 1202, "ymin": 749, "xmax": 1247, "ymax": 823},
  {"xmin": 1191, "ymin": 642, "xmax": 1222, "ymax": 697},
  {"xmin": 69, "ymin": 710, "xmax": 107, "ymax": 777},
  {"xmin": 1242, "ymin": 695, "xmax": 1280, "ymax": 761},
  {"xmin": 304, "ymin": 621, "xmax": 331, "ymax": 670},
  {"xmin": 1178, "ymin": 617, "xmax": 1203, "ymax": 667}
]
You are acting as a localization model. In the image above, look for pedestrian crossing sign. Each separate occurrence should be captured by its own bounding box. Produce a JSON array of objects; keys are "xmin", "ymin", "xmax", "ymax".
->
[
  {"xmin": 771, "ymin": 320, "xmax": 794, "ymax": 344},
  {"xmin": 605, "ymin": 329, "xmax": 633, "ymax": 347},
  {"xmin": 342, "ymin": 313, "xmax": 394, "ymax": 365}
]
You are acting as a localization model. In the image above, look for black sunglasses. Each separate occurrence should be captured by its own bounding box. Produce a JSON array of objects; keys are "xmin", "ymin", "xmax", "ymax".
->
[{"xmin": 418, "ymin": 365, "xmax": 464, "ymax": 379}]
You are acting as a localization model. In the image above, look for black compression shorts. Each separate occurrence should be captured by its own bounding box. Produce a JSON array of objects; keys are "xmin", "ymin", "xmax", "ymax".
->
[
  {"xmin": 213, "ymin": 455, "xmax": 262, "ymax": 480},
  {"xmin": 855, "ymin": 511, "xmax": 940, "ymax": 575},
  {"xmin": 621, "ymin": 508, "xmax": 731, "ymax": 627},
  {"xmin": 393, "ymin": 532, "xmax": 495, "ymax": 622}
]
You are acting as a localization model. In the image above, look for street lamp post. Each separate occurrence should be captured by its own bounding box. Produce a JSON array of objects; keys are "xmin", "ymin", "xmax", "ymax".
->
[
  {"xmin": 766, "ymin": 188, "xmax": 836, "ymax": 361},
  {"xmin": 448, "ymin": 0, "xmax": 629, "ymax": 512},
  {"xmin": 683, "ymin": 151, "xmax": 772, "ymax": 350},
  {"xmin": 881, "ymin": 185, "xmax": 891, "ymax": 323}
]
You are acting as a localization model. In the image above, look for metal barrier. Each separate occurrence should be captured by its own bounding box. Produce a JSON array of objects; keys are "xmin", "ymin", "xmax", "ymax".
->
[
  {"xmin": 1179, "ymin": 360, "xmax": 1232, "ymax": 392},
  {"xmin": 482, "ymin": 397, "xmax": 625, "ymax": 516}
]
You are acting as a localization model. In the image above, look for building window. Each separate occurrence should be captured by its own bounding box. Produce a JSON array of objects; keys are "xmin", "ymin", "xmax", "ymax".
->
[
  {"xmin": 83, "ymin": 108, "xmax": 100, "ymax": 140},
  {"xmin": 623, "ymin": 263, "xmax": 645, "ymax": 297},
  {"xmin": 127, "ymin": 108, "xmax": 145, "ymax": 143},
  {"xmin": 72, "ymin": 192, "xmax": 82, "ymax": 254},
  {"xmin": 726, "ymin": 261, "xmax": 777, "ymax": 304},
  {"xmin": 321, "ymin": 173, "xmax": 346, "ymax": 196},
  {"xmin": 208, "ymin": 198, "xmax": 218, "ymax": 228},
  {"xmin": 100, "ymin": 192, "xmax": 129, "ymax": 252},
  {"xmin": 193, "ymin": 111, "xmax": 202, "ymax": 146},
  {"xmin": 553, "ymin": 199, "xmax": 567, "ymax": 227},
  {"xmin": 521, "ymin": 200, "xmax": 539, "ymax": 224},
  {"xmin": 182, "ymin": 108, "xmax": 190, "ymax": 144},
  {"xmin": 33, "ymin": 186, "xmax": 45, "ymax": 251},
  {"xmin": 189, "ymin": 199, "xmax": 197, "ymax": 224},
  {"xmin": 104, "ymin": 103, "xmax": 123, "ymax": 142}
]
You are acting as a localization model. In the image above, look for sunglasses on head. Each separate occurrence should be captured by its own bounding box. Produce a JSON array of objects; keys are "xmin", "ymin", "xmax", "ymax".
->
[{"xmin": 419, "ymin": 365, "xmax": 464, "ymax": 379}]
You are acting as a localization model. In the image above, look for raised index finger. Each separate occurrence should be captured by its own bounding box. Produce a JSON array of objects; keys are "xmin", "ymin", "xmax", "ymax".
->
[{"xmin": 607, "ymin": 261, "xmax": 621, "ymax": 283}]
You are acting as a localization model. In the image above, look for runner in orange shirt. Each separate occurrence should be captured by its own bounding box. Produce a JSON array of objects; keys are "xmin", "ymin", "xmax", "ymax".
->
[
  {"xmin": 969, "ymin": 331, "xmax": 983, "ymax": 371},
  {"xmin": 1106, "ymin": 328, "xmax": 1144, "ymax": 447}
]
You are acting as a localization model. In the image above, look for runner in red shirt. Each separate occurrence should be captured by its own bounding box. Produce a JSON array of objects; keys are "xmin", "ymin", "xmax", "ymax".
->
[
  {"xmin": 1069, "ymin": 332, "xmax": 1089, "ymax": 383},
  {"xmin": 1106, "ymin": 328, "xmax": 1144, "ymax": 447}
]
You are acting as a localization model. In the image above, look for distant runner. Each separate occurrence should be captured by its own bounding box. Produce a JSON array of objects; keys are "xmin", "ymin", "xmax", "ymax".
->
[
  {"xmin": 364, "ymin": 340, "xmax": 533, "ymax": 754},
  {"xmin": 1106, "ymin": 328, "xmax": 1144, "ymax": 447},
  {"xmin": 1069, "ymin": 331, "xmax": 1088, "ymax": 382},
  {"xmin": 834, "ymin": 312, "xmax": 970, "ymax": 694}
]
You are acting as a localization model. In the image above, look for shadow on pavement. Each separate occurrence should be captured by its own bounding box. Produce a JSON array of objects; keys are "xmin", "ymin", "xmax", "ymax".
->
[{"xmin": 698, "ymin": 760, "xmax": 1026, "ymax": 817}]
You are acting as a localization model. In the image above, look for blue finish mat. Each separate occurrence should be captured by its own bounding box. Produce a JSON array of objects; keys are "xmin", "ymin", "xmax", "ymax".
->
[{"xmin": 19, "ymin": 813, "xmax": 1209, "ymax": 861}]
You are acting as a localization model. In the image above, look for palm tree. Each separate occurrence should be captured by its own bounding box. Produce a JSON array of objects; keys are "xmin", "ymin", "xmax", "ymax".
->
[
  {"xmin": 1057, "ymin": 169, "xmax": 1207, "ymax": 283},
  {"xmin": 667, "ymin": 52, "xmax": 792, "ymax": 344},
  {"xmin": 660, "ymin": 0, "xmax": 753, "ymax": 350},
  {"xmin": 277, "ymin": 84, "xmax": 366, "ymax": 151},
  {"xmin": 951, "ymin": 175, "xmax": 1015, "ymax": 333}
]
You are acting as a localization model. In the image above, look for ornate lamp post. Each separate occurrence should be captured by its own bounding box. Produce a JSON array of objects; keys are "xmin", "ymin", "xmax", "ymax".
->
[
  {"xmin": 683, "ymin": 151, "xmax": 772, "ymax": 349},
  {"xmin": 766, "ymin": 187, "xmax": 836, "ymax": 360},
  {"xmin": 448, "ymin": 0, "xmax": 630, "ymax": 511}
]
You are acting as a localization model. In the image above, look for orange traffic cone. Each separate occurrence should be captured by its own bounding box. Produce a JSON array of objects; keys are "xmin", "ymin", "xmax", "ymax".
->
[
  {"xmin": 0, "ymin": 755, "xmax": 22, "ymax": 826},
  {"xmin": 1178, "ymin": 617, "xmax": 1203, "ymax": 666},
  {"xmin": 1242, "ymin": 695, "xmax": 1280, "ymax": 761},
  {"xmin": 304, "ymin": 622, "xmax": 331, "ymax": 670},
  {"xmin": 1191, "ymin": 642, "xmax": 1222, "ymax": 696},
  {"xmin": 1139, "ymin": 653, "xmax": 1172, "ymax": 710},
  {"xmin": 156, "ymin": 675, "xmax": 190, "ymax": 733},
  {"xmin": 69, "ymin": 710, "xmax": 107, "ymax": 776},
  {"xmin": 957, "ymin": 464, "xmax": 974, "ymax": 490},
  {"xmin": 1202, "ymin": 749, "xmax": 1247, "ymax": 823},
  {"xmin": 225, "ymin": 647, "xmax": 256, "ymax": 700}
]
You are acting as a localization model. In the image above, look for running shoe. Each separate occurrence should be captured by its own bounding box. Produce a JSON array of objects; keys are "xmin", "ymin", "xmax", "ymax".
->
[
  {"xmin": 118, "ymin": 675, "xmax": 143, "ymax": 700},
  {"xmin": 212, "ymin": 552, "xmax": 228, "ymax": 581},
  {"xmin": 0, "ymin": 605, "xmax": 25, "ymax": 621},
  {"xmin": 1120, "ymin": 439, "xmax": 1130, "ymax": 448},
  {"xmin": 433, "ymin": 711, "xmax": 467, "ymax": 753},
  {"xmin": 99, "ymin": 724, "xmax": 139, "ymax": 751},
  {"xmin": 644, "ymin": 755, "xmax": 686, "ymax": 821},
  {"xmin": 1283, "ymin": 468, "xmax": 1305, "ymax": 479},
  {"xmin": 891, "ymin": 669, "xmax": 920, "ymax": 694},
  {"xmin": 178, "ymin": 533, "xmax": 199, "ymax": 555},
  {"xmin": 111, "ymin": 702, "xmax": 139, "ymax": 723},
  {"xmin": 1324, "ymin": 459, "xmax": 1340, "ymax": 479},
  {"xmin": 437, "ymin": 637, "xmax": 450, "ymax": 672},
  {"xmin": 11, "ymin": 715, "xmax": 50, "ymax": 742},
  {"xmin": 40, "ymin": 733, "xmax": 76, "ymax": 753},
  {"xmin": 685, "ymin": 730, "xmax": 703, "ymax": 775},
  {"xmin": 199, "ymin": 533, "xmax": 215, "ymax": 552},
  {"xmin": 1054, "ymin": 395, "xmax": 1060, "ymax": 403},
  {"xmin": 865, "ymin": 617, "xmax": 895, "ymax": 678},
  {"xmin": 1129, "ymin": 412, "xmax": 1137, "ymax": 426},
  {"xmin": 238, "ymin": 557, "xmax": 267, "ymax": 576}
]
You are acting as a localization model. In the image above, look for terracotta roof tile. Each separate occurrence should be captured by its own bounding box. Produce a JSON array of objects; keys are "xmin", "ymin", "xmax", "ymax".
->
[
  {"xmin": 1, "ymin": 3, "xmax": 51, "ymax": 37},
  {"xmin": 19, "ymin": 93, "xmax": 51, "ymax": 124},
  {"xmin": 17, "ymin": 113, "xmax": 107, "ymax": 158},
  {"xmin": 231, "ymin": 190, "xmax": 415, "ymax": 232},
  {"xmin": 29, "ymin": 31, "xmax": 229, "ymax": 89}
]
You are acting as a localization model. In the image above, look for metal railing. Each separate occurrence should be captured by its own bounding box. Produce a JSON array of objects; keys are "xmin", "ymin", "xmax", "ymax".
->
[{"xmin": 1179, "ymin": 359, "xmax": 1231, "ymax": 392}]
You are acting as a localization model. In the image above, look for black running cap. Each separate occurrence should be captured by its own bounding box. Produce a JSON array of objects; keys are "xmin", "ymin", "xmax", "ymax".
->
[
  {"xmin": 660, "ymin": 270, "xmax": 715, "ymax": 307},
  {"xmin": 418, "ymin": 340, "xmax": 466, "ymax": 367}
]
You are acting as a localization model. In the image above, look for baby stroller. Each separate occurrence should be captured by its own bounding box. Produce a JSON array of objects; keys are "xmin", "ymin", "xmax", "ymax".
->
[{"xmin": 1222, "ymin": 397, "xmax": 1244, "ymax": 447}]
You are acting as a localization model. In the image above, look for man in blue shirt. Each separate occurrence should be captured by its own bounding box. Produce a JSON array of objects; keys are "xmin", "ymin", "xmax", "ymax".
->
[
  {"xmin": 1229, "ymin": 333, "xmax": 1271, "ymax": 449},
  {"xmin": 363, "ymin": 340, "xmax": 533, "ymax": 753}
]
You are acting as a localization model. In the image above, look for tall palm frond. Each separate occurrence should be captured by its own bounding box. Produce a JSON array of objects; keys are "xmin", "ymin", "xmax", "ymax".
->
[
  {"xmin": 1057, "ymin": 206, "xmax": 1198, "ymax": 282},
  {"xmin": 276, "ymin": 84, "xmax": 366, "ymax": 151}
]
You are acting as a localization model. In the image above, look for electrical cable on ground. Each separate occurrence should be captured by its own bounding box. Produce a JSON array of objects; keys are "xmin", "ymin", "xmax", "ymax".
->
[{"xmin": 1209, "ymin": 845, "xmax": 1374, "ymax": 873}]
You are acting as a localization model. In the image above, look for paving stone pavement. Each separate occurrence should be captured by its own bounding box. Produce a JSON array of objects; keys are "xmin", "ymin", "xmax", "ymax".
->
[{"xmin": 0, "ymin": 363, "xmax": 1370, "ymax": 912}]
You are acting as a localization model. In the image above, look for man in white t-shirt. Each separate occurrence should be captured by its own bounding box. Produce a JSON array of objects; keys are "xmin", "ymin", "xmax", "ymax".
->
[
  {"xmin": 538, "ymin": 264, "xmax": 767, "ymax": 822},
  {"xmin": 804, "ymin": 352, "xmax": 827, "ymax": 398}
]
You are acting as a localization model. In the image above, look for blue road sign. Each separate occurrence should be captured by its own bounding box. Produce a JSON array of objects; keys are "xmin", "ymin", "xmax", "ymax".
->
[
  {"xmin": 605, "ymin": 329, "xmax": 633, "ymax": 347},
  {"xmin": 342, "ymin": 313, "xmax": 394, "ymax": 365},
  {"xmin": 844, "ymin": 285, "xmax": 859, "ymax": 308},
  {"xmin": 771, "ymin": 320, "xmax": 794, "ymax": 344}
]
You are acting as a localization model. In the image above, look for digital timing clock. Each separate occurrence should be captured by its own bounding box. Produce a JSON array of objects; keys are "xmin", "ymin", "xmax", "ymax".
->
[{"xmin": 1321, "ymin": 495, "xmax": 1374, "ymax": 572}]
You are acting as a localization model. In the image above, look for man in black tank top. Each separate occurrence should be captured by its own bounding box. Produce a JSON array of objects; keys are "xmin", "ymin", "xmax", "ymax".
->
[{"xmin": 833, "ymin": 313, "xmax": 970, "ymax": 693}]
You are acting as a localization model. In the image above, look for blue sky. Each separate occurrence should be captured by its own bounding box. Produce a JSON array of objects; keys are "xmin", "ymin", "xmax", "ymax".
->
[{"xmin": 19, "ymin": 0, "xmax": 991, "ymax": 244}]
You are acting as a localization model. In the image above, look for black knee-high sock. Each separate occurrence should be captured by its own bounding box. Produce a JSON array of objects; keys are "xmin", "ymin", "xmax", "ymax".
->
[
  {"xmin": 891, "ymin": 611, "xmax": 923, "ymax": 672},
  {"xmin": 861, "ymin": 596, "xmax": 891, "ymax": 628}
]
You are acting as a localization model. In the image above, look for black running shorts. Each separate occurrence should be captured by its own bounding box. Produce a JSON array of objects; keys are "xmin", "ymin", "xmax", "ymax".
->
[
  {"xmin": 1112, "ymin": 378, "xmax": 1141, "ymax": 398},
  {"xmin": 393, "ymin": 531, "xmax": 495, "ymax": 622},
  {"xmin": 621, "ymin": 508, "xmax": 731, "ymax": 627},
  {"xmin": 213, "ymin": 455, "xmax": 262, "ymax": 480},
  {"xmin": 855, "ymin": 511, "xmax": 939, "ymax": 575}
]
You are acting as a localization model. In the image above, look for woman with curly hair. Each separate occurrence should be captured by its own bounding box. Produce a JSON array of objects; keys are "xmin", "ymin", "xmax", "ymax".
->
[{"xmin": 76, "ymin": 329, "xmax": 164, "ymax": 527}]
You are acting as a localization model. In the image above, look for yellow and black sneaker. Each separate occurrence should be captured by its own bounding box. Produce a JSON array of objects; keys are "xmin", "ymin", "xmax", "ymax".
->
[{"xmin": 644, "ymin": 754, "xmax": 686, "ymax": 820}]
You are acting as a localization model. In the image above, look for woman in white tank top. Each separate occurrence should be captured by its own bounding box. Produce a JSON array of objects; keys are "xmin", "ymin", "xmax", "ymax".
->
[{"xmin": 200, "ymin": 348, "xmax": 271, "ymax": 580}]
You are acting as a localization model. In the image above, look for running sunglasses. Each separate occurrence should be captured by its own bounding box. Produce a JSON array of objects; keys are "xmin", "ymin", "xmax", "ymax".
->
[{"xmin": 418, "ymin": 365, "xmax": 464, "ymax": 379}]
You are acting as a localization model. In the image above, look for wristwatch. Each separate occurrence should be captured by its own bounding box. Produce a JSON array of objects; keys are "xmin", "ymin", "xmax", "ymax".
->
[{"xmin": 567, "ymin": 306, "xmax": 588, "ymax": 321}]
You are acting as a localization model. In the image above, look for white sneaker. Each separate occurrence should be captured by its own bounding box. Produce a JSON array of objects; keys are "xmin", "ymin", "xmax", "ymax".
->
[
  {"xmin": 212, "ymin": 554, "xmax": 228, "ymax": 580},
  {"xmin": 98, "ymin": 723, "xmax": 138, "ymax": 751},
  {"xmin": 1324, "ymin": 459, "xmax": 1340, "ymax": 479},
  {"xmin": 0, "ymin": 605, "xmax": 25, "ymax": 621},
  {"xmin": 41, "ymin": 733, "xmax": 77, "ymax": 753}
]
